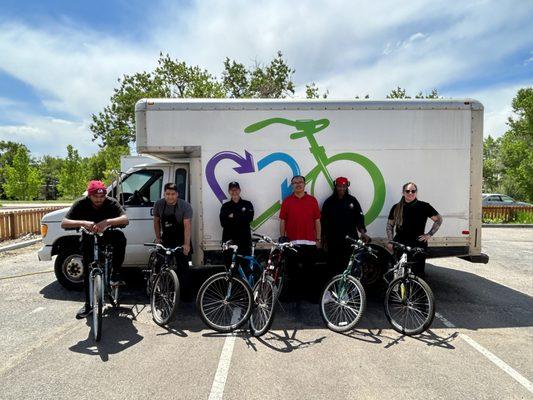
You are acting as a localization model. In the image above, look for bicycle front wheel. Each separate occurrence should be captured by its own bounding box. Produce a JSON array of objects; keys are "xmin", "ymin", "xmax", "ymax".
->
[
  {"xmin": 384, "ymin": 276, "xmax": 435, "ymax": 336},
  {"xmin": 151, "ymin": 268, "xmax": 180, "ymax": 326},
  {"xmin": 196, "ymin": 272, "xmax": 252, "ymax": 333},
  {"xmin": 320, "ymin": 274, "xmax": 366, "ymax": 332},
  {"xmin": 249, "ymin": 275, "xmax": 277, "ymax": 337},
  {"xmin": 92, "ymin": 273, "xmax": 103, "ymax": 341}
]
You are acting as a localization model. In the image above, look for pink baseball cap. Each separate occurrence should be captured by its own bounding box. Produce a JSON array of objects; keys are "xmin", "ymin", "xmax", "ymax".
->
[{"xmin": 87, "ymin": 180, "xmax": 107, "ymax": 195}]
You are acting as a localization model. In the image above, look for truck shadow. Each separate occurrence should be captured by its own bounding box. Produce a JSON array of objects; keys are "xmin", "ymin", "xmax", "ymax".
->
[{"xmin": 42, "ymin": 262, "xmax": 533, "ymax": 345}]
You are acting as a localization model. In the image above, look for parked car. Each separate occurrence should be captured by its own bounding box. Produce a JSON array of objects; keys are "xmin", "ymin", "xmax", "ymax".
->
[{"xmin": 482, "ymin": 193, "xmax": 531, "ymax": 206}]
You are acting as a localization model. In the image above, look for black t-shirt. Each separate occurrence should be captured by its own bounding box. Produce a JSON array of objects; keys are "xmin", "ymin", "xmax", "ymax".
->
[
  {"xmin": 388, "ymin": 200, "xmax": 438, "ymax": 244},
  {"xmin": 65, "ymin": 196, "xmax": 126, "ymax": 223},
  {"xmin": 321, "ymin": 193, "xmax": 365, "ymax": 243},
  {"xmin": 219, "ymin": 198, "xmax": 254, "ymax": 245}
]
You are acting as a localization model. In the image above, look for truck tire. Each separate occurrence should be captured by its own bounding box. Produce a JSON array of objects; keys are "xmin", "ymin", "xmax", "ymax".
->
[{"xmin": 54, "ymin": 250, "xmax": 84, "ymax": 291}]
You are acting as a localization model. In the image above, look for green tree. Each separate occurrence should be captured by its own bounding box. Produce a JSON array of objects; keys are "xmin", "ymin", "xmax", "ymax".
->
[
  {"xmin": 38, "ymin": 155, "xmax": 65, "ymax": 200},
  {"xmin": 0, "ymin": 141, "xmax": 29, "ymax": 199},
  {"xmin": 58, "ymin": 145, "xmax": 88, "ymax": 199},
  {"xmin": 305, "ymin": 82, "xmax": 328, "ymax": 99},
  {"xmin": 4, "ymin": 147, "xmax": 41, "ymax": 200},
  {"xmin": 499, "ymin": 87, "xmax": 533, "ymax": 202},
  {"xmin": 91, "ymin": 51, "xmax": 296, "ymax": 147},
  {"xmin": 387, "ymin": 87, "xmax": 440, "ymax": 99},
  {"xmin": 482, "ymin": 135, "xmax": 502, "ymax": 192}
]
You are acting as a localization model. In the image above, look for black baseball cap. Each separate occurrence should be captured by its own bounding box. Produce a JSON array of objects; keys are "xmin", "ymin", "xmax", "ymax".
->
[{"xmin": 228, "ymin": 181, "xmax": 240, "ymax": 189}]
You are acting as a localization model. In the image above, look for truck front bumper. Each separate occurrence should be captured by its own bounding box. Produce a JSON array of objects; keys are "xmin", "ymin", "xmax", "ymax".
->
[{"xmin": 38, "ymin": 245, "xmax": 53, "ymax": 261}]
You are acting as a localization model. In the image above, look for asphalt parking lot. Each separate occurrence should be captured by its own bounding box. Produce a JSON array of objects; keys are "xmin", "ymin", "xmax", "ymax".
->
[{"xmin": 0, "ymin": 227, "xmax": 531, "ymax": 400}]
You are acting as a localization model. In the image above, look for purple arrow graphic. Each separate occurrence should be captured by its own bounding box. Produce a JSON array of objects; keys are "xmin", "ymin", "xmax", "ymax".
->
[{"xmin": 206, "ymin": 150, "xmax": 255, "ymax": 203}]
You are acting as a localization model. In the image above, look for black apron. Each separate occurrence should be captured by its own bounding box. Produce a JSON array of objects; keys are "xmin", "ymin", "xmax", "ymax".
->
[{"xmin": 161, "ymin": 202, "xmax": 184, "ymax": 248}]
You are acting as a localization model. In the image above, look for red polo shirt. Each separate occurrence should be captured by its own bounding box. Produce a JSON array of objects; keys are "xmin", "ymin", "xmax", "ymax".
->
[{"xmin": 279, "ymin": 193, "xmax": 321, "ymax": 242}]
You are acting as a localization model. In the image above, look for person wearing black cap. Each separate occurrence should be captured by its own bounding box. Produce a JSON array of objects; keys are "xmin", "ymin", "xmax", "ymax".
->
[
  {"xmin": 321, "ymin": 177, "xmax": 369, "ymax": 277},
  {"xmin": 219, "ymin": 181, "xmax": 254, "ymax": 255}
]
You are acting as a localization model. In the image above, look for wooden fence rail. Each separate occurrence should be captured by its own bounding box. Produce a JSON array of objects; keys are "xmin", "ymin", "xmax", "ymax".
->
[
  {"xmin": 482, "ymin": 205, "xmax": 533, "ymax": 222},
  {"xmin": 0, "ymin": 206, "xmax": 66, "ymax": 241}
]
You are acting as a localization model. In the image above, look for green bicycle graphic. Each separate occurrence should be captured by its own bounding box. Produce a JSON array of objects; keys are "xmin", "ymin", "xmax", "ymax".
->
[{"xmin": 244, "ymin": 118, "xmax": 386, "ymax": 230}]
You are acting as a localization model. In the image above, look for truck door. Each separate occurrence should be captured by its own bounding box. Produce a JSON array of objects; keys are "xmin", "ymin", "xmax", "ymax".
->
[
  {"xmin": 174, "ymin": 164, "xmax": 189, "ymax": 202},
  {"xmin": 118, "ymin": 167, "xmax": 169, "ymax": 265}
]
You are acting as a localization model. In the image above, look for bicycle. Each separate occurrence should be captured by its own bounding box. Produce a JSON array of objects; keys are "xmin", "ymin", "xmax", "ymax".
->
[
  {"xmin": 248, "ymin": 233, "xmax": 297, "ymax": 337},
  {"xmin": 196, "ymin": 240, "xmax": 264, "ymax": 333},
  {"xmin": 80, "ymin": 226, "xmax": 121, "ymax": 342},
  {"xmin": 383, "ymin": 241, "xmax": 435, "ymax": 335},
  {"xmin": 244, "ymin": 118, "xmax": 386, "ymax": 230},
  {"xmin": 143, "ymin": 243, "xmax": 183, "ymax": 326},
  {"xmin": 320, "ymin": 235, "xmax": 371, "ymax": 332}
]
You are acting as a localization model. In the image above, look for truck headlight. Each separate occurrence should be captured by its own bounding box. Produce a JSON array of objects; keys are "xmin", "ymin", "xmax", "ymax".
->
[{"xmin": 41, "ymin": 224, "xmax": 48, "ymax": 238}]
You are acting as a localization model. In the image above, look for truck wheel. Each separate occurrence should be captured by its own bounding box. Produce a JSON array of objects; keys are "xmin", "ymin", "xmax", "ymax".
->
[{"xmin": 54, "ymin": 250, "xmax": 84, "ymax": 291}]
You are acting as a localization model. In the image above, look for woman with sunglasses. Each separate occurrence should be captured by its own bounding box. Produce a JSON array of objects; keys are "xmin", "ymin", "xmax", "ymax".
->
[{"xmin": 386, "ymin": 182, "xmax": 443, "ymax": 277}]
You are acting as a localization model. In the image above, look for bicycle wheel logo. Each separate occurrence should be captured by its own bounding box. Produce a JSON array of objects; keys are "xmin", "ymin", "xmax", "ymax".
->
[{"xmin": 205, "ymin": 117, "xmax": 386, "ymax": 229}]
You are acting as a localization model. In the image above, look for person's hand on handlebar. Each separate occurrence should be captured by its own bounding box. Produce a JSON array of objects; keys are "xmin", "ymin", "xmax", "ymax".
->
[
  {"xmin": 182, "ymin": 243, "xmax": 191, "ymax": 256},
  {"xmin": 81, "ymin": 221, "xmax": 96, "ymax": 232},
  {"xmin": 387, "ymin": 242, "xmax": 393, "ymax": 253},
  {"xmin": 93, "ymin": 220, "xmax": 110, "ymax": 233}
]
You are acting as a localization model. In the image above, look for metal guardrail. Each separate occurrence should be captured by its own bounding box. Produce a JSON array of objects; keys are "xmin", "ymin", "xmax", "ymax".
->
[{"xmin": 0, "ymin": 206, "xmax": 66, "ymax": 241}]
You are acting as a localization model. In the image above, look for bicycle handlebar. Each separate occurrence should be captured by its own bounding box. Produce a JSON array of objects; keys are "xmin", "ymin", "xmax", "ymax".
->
[
  {"xmin": 389, "ymin": 241, "xmax": 425, "ymax": 254},
  {"xmin": 79, "ymin": 226, "xmax": 120, "ymax": 236},
  {"xmin": 143, "ymin": 243, "xmax": 183, "ymax": 253}
]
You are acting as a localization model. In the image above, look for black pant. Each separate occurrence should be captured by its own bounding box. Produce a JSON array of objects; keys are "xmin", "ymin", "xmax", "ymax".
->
[
  {"xmin": 284, "ymin": 245, "xmax": 319, "ymax": 301},
  {"xmin": 326, "ymin": 242, "xmax": 352, "ymax": 278},
  {"xmin": 174, "ymin": 252, "xmax": 193, "ymax": 301},
  {"xmin": 81, "ymin": 230, "xmax": 127, "ymax": 306}
]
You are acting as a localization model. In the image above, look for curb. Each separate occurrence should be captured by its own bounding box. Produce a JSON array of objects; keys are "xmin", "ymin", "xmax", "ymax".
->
[
  {"xmin": 0, "ymin": 238, "xmax": 42, "ymax": 253},
  {"xmin": 482, "ymin": 224, "xmax": 533, "ymax": 228}
]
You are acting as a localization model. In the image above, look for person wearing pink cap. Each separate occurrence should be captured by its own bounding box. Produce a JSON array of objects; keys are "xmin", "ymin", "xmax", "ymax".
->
[
  {"xmin": 321, "ymin": 177, "xmax": 370, "ymax": 277},
  {"xmin": 61, "ymin": 180, "xmax": 129, "ymax": 319}
]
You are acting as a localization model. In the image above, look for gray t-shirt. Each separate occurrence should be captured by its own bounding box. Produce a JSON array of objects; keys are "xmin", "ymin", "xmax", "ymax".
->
[{"xmin": 153, "ymin": 198, "xmax": 193, "ymax": 222}]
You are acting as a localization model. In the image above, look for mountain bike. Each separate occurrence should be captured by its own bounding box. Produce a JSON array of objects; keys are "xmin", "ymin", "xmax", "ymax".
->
[
  {"xmin": 244, "ymin": 118, "xmax": 386, "ymax": 229},
  {"xmin": 248, "ymin": 234, "xmax": 297, "ymax": 337},
  {"xmin": 320, "ymin": 235, "xmax": 372, "ymax": 332},
  {"xmin": 196, "ymin": 240, "xmax": 264, "ymax": 333},
  {"xmin": 144, "ymin": 243, "xmax": 183, "ymax": 326},
  {"xmin": 80, "ymin": 227, "xmax": 122, "ymax": 342},
  {"xmin": 384, "ymin": 241, "xmax": 435, "ymax": 335}
]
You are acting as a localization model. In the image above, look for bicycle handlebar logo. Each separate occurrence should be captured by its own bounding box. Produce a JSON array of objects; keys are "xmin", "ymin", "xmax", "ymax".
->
[{"xmin": 205, "ymin": 117, "xmax": 386, "ymax": 229}]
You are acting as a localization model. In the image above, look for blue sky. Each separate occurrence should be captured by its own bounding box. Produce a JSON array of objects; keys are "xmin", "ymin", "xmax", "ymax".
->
[{"xmin": 0, "ymin": 0, "xmax": 531, "ymax": 158}]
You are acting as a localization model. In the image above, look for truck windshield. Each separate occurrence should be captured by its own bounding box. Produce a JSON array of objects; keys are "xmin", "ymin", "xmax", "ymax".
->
[{"xmin": 118, "ymin": 169, "xmax": 164, "ymax": 206}]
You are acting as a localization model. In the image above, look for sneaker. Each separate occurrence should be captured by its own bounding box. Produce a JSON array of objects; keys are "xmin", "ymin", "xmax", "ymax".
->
[{"xmin": 76, "ymin": 304, "xmax": 92, "ymax": 319}]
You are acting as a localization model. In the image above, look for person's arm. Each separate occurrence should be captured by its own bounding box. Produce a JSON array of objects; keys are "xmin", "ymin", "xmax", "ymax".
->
[
  {"xmin": 153, "ymin": 216, "xmax": 161, "ymax": 243},
  {"xmin": 386, "ymin": 219, "xmax": 395, "ymax": 252},
  {"xmin": 353, "ymin": 199, "xmax": 369, "ymax": 241},
  {"xmin": 315, "ymin": 219, "xmax": 322, "ymax": 248},
  {"xmin": 280, "ymin": 219, "xmax": 286, "ymax": 237},
  {"xmin": 61, "ymin": 218, "xmax": 94, "ymax": 230},
  {"xmin": 219, "ymin": 203, "xmax": 230, "ymax": 227},
  {"xmin": 419, "ymin": 214, "xmax": 443, "ymax": 242},
  {"xmin": 243, "ymin": 202, "xmax": 254, "ymax": 224},
  {"xmin": 183, "ymin": 218, "xmax": 191, "ymax": 255}
]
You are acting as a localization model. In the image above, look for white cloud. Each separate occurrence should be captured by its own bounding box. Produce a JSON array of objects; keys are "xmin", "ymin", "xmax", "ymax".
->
[
  {"xmin": 0, "ymin": 0, "xmax": 531, "ymax": 155},
  {"xmin": 0, "ymin": 116, "xmax": 98, "ymax": 158}
]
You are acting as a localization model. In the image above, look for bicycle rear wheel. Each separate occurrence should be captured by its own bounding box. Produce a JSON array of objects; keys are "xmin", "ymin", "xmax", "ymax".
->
[
  {"xmin": 92, "ymin": 274, "xmax": 103, "ymax": 341},
  {"xmin": 384, "ymin": 275, "xmax": 435, "ymax": 335},
  {"xmin": 320, "ymin": 274, "xmax": 366, "ymax": 332},
  {"xmin": 249, "ymin": 275, "xmax": 277, "ymax": 337},
  {"xmin": 151, "ymin": 268, "xmax": 180, "ymax": 326},
  {"xmin": 196, "ymin": 272, "xmax": 252, "ymax": 333}
]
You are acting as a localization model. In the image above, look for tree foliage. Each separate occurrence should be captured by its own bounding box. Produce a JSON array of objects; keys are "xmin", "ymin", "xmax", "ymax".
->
[
  {"xmin": 58, "ymin": 145, "xmax": 88, "ymax": 199},
  {"xmin": 3, "ymin": 147, "xmax": 41, "ymax": 200}
]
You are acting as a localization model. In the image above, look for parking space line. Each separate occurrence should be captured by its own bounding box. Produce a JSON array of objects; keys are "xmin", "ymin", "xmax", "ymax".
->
[
  {"xmin": 208, "ymin": 311, "xmax": 240, "ymax": 400},
  {"xmin": 435, "ymin": 312, "xmax": 533, "ymax": 394}
]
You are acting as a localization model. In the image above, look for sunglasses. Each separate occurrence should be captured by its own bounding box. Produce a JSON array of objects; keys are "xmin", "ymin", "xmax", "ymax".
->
[{"xmin": 404, "ymin": 190, "xmax": 417, "ymax": 194}]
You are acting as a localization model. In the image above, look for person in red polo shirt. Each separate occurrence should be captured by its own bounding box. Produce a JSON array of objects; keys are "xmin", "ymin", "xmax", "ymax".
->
[{"xmin": 279, "ymin": 175, "xmax": 321, "ymax": 302}]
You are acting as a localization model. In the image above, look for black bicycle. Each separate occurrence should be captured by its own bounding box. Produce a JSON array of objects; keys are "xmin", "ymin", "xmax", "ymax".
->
[
  {"xmin": 144, "ymin": 243, "xmax": 183, "ymax": 326},
  {"xmin": 319, "ymin": 236, "xmax": 371, "ymax": 332},
  {"xmin": 80, "ymin": 227, "xmax": 121, "ymax": 342},
  {"xmin": 196, "ymin": 241, "xmax": 257, "ymax": 333},
  {"xmin": 249, "ymin": 234, "xmax": 297, "ymax": 337},
  {"xmin": 384, "ymin": 241, "xmax": 435, "ymax": 335}
]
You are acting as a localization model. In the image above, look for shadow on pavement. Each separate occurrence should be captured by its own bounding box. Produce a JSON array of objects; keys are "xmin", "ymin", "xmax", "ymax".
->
[
  {"xmin": 68, "ymin": 306, "xmax": 144, "ymax": 362},
  {"xmin": 43, "ymin": 262, "xmax": 532, "ymax": 351}
]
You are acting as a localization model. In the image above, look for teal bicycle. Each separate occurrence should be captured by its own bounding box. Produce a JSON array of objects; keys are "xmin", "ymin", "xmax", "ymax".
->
[{"xmin": 244, "ymin": 118, "xmax": 386, "ymax": 229}]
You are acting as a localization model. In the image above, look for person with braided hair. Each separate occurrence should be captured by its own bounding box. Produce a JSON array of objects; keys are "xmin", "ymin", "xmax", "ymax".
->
[{"xmin": 386, "ymin": 182, "xmax": 443, "ymax": 277}]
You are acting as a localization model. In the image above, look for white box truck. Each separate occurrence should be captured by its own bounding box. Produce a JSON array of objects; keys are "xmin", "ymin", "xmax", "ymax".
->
[{"xmin": 39, "ymin": 98, "xmax": 488, "ymax": 290}]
